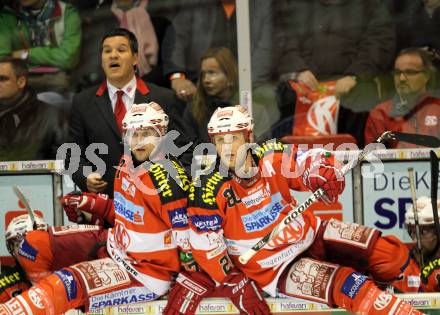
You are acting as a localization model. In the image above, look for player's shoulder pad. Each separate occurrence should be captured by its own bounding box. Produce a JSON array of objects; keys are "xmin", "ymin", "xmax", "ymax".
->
[
  {"xmin": 421, "ymin": 257, "xmax": 440, "ymax": 284},
  {"xmin": 252, "ymin": 140, "xmax": 290, "ymax": 161},
  {"xmin": 147, "ymin": 155, "xmax": 191, "ymax": 204},
  {"xmin": 188, "ymin": 169, "xmax": 229, "ymax": 210}
]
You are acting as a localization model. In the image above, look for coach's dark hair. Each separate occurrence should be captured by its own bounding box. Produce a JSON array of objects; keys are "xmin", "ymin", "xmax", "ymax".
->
[
  {"xmin": 0, "ymin": 57, "xmax": 28, "ymax": 78},
  {"xmin": 397, "ymin": 47, "xmax": 436, "ymax": 78},
  {"xmin": 100, "ymin": 28, "xmax": 138, "ymax": 54}
]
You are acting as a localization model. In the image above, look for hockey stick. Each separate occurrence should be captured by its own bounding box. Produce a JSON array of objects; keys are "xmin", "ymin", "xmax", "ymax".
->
[
  {"xmin": 71, "ymin": 184, "xmax": 87, "ymax": 224},
  {"xmin": 430, "ymin": 151, "xmax": 440, "ymax": 252},
  {"xmin": 387, "ymin": 131, "xmax": 440, "ymax": 148},
  {"xmin": 238, "ymin": 132, "xmax": 393, "ymax": 265},
  {"xmin": 12, "ymin": 185, "xmax": 37, "ymax": 230},
  {"xmin": 408, "ymin": 168, "xmax": 424, "ymax": 268}
]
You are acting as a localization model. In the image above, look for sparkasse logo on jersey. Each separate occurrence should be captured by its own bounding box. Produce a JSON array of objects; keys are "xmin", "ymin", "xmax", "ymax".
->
[
  {"xmin": 241, "ymin": 193, "xmax": 284, "ymax": 232},
  {"xmin": 114, "ymin": 192, "xmax": 145, "ymax": 224}
]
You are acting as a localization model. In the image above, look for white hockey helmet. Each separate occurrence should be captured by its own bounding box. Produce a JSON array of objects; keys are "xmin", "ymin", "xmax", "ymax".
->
[
  {"xmin": 405, "ymin": 196, "xmax": 440, "ymax": 225},
  {"xmin": 207, "ymin": 105, "xmax": 254, "ymax": 139},
  {"xmin": 122, "ymin": 102, "xmax": 169, "ymax": 136},
  {"xmin": 5, "ymin": 214, "xmax": 48, "ymax": 255}
]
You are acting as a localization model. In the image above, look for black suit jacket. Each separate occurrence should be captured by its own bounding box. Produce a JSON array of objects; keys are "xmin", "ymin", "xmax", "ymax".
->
[{"xmin": 67, "ymin": 77, "xmax": 189, "ymax": 196}]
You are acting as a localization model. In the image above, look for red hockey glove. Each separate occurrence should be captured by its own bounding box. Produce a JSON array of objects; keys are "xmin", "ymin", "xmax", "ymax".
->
[
  {"xmin": 60, "ymin": 192, "xmax": 113, "ymax": 224},
  {"xmin": 302, "ymin": 154, "xmax": 345, "ymax": 204},
  {"xmin": 163, "ymin": 271, "xmax": 215, "ymax": 315},
  {"xmin": 219, "ymin": 271, "xmax": 270, "ymax": 315}
]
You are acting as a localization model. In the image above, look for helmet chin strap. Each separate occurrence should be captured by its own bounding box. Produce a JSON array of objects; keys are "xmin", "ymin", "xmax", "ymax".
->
[{"xmin": 231, "ymin": 154, "xmax": 259, "ymax": 188}]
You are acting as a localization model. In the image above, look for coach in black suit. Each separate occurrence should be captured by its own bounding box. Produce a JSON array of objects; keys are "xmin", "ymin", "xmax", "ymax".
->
[{"xmin": 67, "ymin": 28, "xmax": 188, "ymax": 196}]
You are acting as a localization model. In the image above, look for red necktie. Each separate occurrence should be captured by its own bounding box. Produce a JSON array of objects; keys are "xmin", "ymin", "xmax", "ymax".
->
[{"xmin": 115, "ymin": 90, "xmax": 127, "ymax": 134}]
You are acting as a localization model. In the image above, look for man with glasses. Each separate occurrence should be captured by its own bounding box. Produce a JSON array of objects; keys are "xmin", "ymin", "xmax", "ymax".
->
[{"xmin": 365, "ymin": 47, "xmax": 440, "ymax": 148}]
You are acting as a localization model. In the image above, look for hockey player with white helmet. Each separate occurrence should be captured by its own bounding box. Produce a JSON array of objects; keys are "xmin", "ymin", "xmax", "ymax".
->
[
  {"xmin": 5, "ymin": 214, "xmax": 48, "ymax": 257},
  {"xmin": 393, "ymin": 196, "xmax": 440, "ymax": 292},
  {"xmin": 0, "ymin": 102, "xmax": 194, "ymax": 315},
  {"xmin": 187, "ymin": 104, "xmax": 423, "ymax": 315}
]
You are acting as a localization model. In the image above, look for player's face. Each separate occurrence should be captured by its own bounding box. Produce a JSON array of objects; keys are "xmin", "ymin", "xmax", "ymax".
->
[
  {"xmin": 127, "ymin": 128, "xmax": 160, "ymax": 162},
  {"xmin": 408, "ymin": 224, "xmax": 438, "ymax": 255},
  {"xmin": 201, "ymin": 58, "xmax": 230, "ymax": 99},
  {"xmin": 0, "ymin": 63, "xmax": 25, "ymax": 102},
  {"xmin": 213, "ymin": 132, "xmax": 248, "ymax": 170},
  {"xmin": 101, "ymin": 36, "xmax": 137, "ymax": 86},
  {"xmin": 394, "ymin": 54, "xmax": 429, "ymax": 97}
]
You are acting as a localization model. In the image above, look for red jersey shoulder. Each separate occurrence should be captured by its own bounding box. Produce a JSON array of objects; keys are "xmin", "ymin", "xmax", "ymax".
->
[{"xmin": 116, "ymin": 155, "xmax": 190, "ymax": 204}]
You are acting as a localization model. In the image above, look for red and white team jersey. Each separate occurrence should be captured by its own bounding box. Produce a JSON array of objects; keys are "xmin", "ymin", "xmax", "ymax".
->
[
  {"xmin": 16, "ymin": 225, "xmax": 107, "ymax": 284},
  {"xmin": 107, "ymin": 154, "xmax": 188, "ymax": 296},
  {"xmin": 188, "ymin": 142, "xmax": 335, "ymax": 296},
  {"xmin": 392, "ymin": 254, "xmax": 422, "ymax": 293}
]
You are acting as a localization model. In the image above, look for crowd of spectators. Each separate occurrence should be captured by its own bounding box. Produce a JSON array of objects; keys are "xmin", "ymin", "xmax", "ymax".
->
[{"xmin": 0, "ymin": 0, "xmax": 439, "ymax": 163}]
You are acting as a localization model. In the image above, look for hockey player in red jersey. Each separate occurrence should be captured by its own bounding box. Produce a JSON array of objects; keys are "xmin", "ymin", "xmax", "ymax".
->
[
  {"xmin": 5, "ymin": 214, "xmax": 108, "ymax": 285},
  {"xmin": 60, "ymin": 101, "xmax": 217, "ymax": 315},
  {"xmin": 0, "ymin": 102, "xmax": 189, "ymax": 315},
  {"xmin": 393, "ymin": 196, "xmax": 440, "ymax": 293},
  {"xmin": 187, "ymin": 104, "xmax": 423, "ymax": 315}
]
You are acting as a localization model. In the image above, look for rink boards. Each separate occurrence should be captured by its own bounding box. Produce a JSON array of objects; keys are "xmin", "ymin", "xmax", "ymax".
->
[{"xmin": 65, "ymin": 294, "xmax": 440, "ymax": 314}]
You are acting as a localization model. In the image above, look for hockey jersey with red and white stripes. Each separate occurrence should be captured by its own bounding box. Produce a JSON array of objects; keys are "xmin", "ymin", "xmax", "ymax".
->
[
  {"xmin": 188, "ymin": 142, "xmax": 338, "ymax": 296},
  {"xmin": 107, "ymin": 154, "xmax": 189, "ymax": 296}
]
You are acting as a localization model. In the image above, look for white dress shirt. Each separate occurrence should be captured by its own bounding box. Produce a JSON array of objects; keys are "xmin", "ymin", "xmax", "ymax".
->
[{"xmin": 107, "ymin": 76, "xmax": 137, "ymax": 112}]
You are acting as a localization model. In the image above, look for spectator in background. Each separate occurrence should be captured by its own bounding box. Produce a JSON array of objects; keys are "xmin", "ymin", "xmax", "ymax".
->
[
  {"xmin": 365, "ymin": 48, "xmax": 440, "ymax": 148},
  {"xmin": 183, "ymin": 47, "xmax": 271, "ymax": 146},
  {"xmin": 381, "ymin": 0, "xmax": 440, "ymax": 100},
  {"xmin": 67, "ymin": 28, "xmax": 188, "ymax": 197},
  {"xmin": 0, "ymin": 57, "xmax": 66, "ymax": 161},
  {"xmin": 274, "ymin": 0, "xmax": 395, "ymax": 145},
  {"xmin": 385, "ymin": 0, "xmax": 440, "ymax": 55},
  {"xmin": 72, "ymin": 0, "xmax": 173, "ymax": 92},
  {"xmin": 0, "ymin": 0, "xmax": 81, "ymax": 92},
  {"xmin": 164, "ymin": 0, "xmax": 279, "ymax": 136}
]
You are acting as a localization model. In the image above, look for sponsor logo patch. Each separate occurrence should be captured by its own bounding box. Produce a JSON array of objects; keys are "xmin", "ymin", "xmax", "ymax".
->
[
  {"xmin": 18, "ymin": 239, "xmax": 38, "ymax": 262},
  {"xmin": 425, "ymin": 115, "xmax": 438, "ymax": 126},
  {"xmin": 341, "ymin": 272, "xmax": 366, "ymax": 299},
  {"xmin": 241, "ymin": 194, "xmax": 284, "ymax": 232},
  {"xmin": 0, "ymin": 268, "xmax": 25, "ymax": 293},
  {"xmin": 114, "ymin": 192, "xmax": 145, "ymax": 225},
  {"xmin": 113, "ymin": 223, "xmax": 131, "ymax": 251},
  {"xmin": 190, "ymin": 214, "xmax": 222, "ymax": 232},
  {"xmin": 373, "ymin": 292, "xmax": 393, "ymax": 310},
  {"xmin": 168, "ymin": 208, "xmax": 188, "ymax": 228},
  {"xmin": 241, "ymin": 183, "xmax": 271, "ymax": 208},
  {"xmin": 55, "ymin": 270, "xmax": 77, "ymax": 301},
  {"xmin": 408, "ymin": 275, "xmax": 420, "ymax": 288},
  {"xmin": 28, "ymin": 287, "xmax": 46, "ymax": 309},
  {"xmin": 189, "ymin": 172, "xmax": 224, "ymax": 209}
]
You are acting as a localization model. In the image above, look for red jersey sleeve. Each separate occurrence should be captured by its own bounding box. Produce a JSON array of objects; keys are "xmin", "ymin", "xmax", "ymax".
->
[
  {"xmin": 16, "ymin": 230, "xmax": 53, "ymax": 283},
  {"xmin": 187, "ymin": 171, "xmax": 234, "ymax": 283}
]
